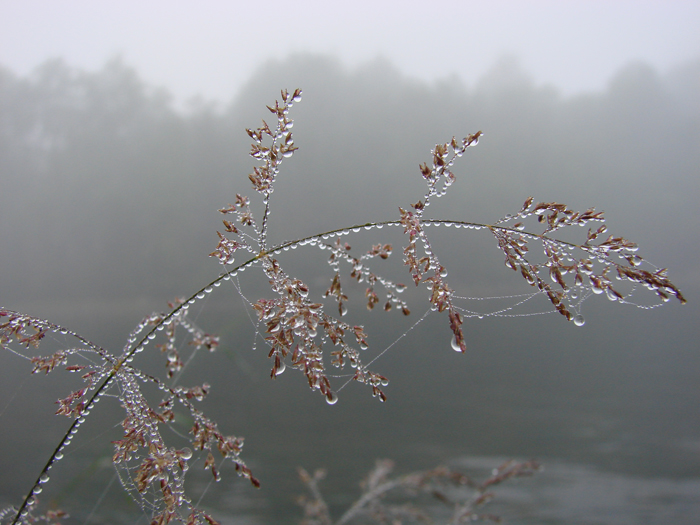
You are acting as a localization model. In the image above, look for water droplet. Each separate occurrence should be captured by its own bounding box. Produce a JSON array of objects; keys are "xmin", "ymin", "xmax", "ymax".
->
[
  {"xmin": 180, "ymin": 448, "xmax": 193, "ymax": 460},
  {"xmin": 450, "ymin": 335, "xmax": 462, "ymax": 352},
  {"xmin": 326, "ymin": 391, "xmax": 338, "ymax": 405},
  {"xmin": 606, "ymin": 289, "xmax": 619, "ymax": 301},
  {"xmin": 275, "ymin": 361, "xmax": 286, "ymax": 376},
  {"xmin": 569, "ymin": 289, "xmax": 579, "ymax": 300},
  {"xmin": 39, "ymin": 473, "xmax": 50, "ymax": 484},
  {"xmin": 573, "ymin": 314, "xmax": 585, "ymax": 327},
  {"xmin": 339, "ymin": 303, "xmax": 348, "ymax": 316}
]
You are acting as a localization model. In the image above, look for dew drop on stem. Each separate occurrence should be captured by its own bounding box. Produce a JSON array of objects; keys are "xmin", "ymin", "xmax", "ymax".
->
[
  {"xmin": 326, "ymin": 391, "xmax": 338, "ymax": 405},
  {"xmin": 573, "ymin": 314, "xmax": 586, "ymax": 327}
]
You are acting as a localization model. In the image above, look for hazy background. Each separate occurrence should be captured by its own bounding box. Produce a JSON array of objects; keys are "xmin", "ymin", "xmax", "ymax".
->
[
  {"xmin": 1, "ymin": 2, "xmax": 699, "ymax": 524},
  {"xmin": 2, "ymin": 0, "xmax": 700, "ymax": 105}
]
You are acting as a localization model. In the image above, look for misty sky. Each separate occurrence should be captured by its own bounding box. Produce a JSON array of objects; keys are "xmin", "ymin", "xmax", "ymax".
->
[{"xmin": 2, "ymin": 0, "xmax": 699, "ymax": 105}]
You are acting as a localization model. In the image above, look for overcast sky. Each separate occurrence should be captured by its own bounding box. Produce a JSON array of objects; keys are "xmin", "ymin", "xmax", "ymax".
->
[{"xmin": 2, "ymin": 0, "xmax": 699, "ymax": 104}]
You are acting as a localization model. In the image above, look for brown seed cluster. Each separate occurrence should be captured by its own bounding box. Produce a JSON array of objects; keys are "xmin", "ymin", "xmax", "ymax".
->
[{"xmin": 1, "ymin": 89, "xmax": 685, "ymax": 525}]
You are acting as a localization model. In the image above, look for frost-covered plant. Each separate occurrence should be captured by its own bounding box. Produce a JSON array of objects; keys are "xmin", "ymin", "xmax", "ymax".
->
[{"xmin": 0, "ymin": 89, "xmax": 685, "ymax": 525}]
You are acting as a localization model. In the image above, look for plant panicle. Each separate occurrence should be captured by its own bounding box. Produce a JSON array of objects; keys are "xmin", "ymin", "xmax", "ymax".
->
[
  {"xmin": 298, "ymin": 458, "xmax": 541, "ymax": 525},
  {"xmin": 1, "ymin": 88, "xmax": 684, "ymax": 525}
]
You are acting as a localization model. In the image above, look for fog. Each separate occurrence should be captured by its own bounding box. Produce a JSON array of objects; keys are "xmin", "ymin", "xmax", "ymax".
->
[
  {"xmin": 2, "ymin": 1, "xmax": 699, "ymax": 104},
  {"xmin": 1, "ymin": 55, "xmax": 699, "ymax": 523}
]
